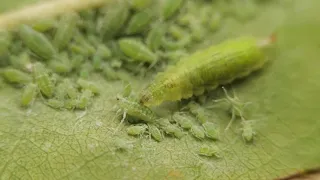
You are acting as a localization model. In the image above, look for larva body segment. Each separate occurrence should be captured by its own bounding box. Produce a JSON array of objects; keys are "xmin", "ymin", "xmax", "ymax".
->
[{"xmin": 140, "ymin": 36, "xmax": 273, "ymax": 106}]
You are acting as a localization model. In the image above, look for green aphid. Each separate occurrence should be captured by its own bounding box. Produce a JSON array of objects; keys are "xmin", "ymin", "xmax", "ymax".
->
[
  {"xmin": 140, "ymin": 35, "xmax": 274, "ymax": 107},
  {"xmin": 118, "ymin": 38, "xmax": 157, "ymax": 63},
  {"xmin": 202, "ymin": 122, "xmax": 219, "ymax": 140},
  {"xmin": 161, "ymin": 0, "xmax": 184, "ymax": 20},
  {"xmin": 70, "ymin": 43, "xmax": 94, "ymax": 57},
  {"xmin": 162, "ymin": 124, "xmax": 185, "ymax": 139},
  {"xmin": 130, "ymin": 0, "xmax": 153, "ymax": 10},
  {"xmin": 161, "ymin": 36, "xmax": 192, "ymax": 50},
  {"xmin": 48, "ymin": 57, "xmax": 72, "ymax": 74},
  {"xmin": 97, "ymin": 1, "xmax": 129, "ymax": 39},
  {"xmin": 0, "ymin": 30, "xmax": 11, "ymax": 57},
  {"xmin": 46, "ymin": 99, "xmax": 64, "ymax": 109},
  {"xmin": 19, "ymin": 24, "xmax": 56, "ymax": 60},
  {"xmin": 148, "ymin": 123, "xmax": 163, "ymax": 142},
  {"xmin": 172, "ymin": 112, "xmax": 193, "ymax": 130},
  {"xmin": 53, "ymin": 12, "xmax": 79, "ymax": 50},
  {"xmin": 146, "ymin": 22, "xmax": 167, "ymax": 52},
  {"xmin": 160, "ymin": 50, "xmax": 188, "ymax": 62},
  {"xmin": 113, "ymin": 138, "xmax": 134, "ymax": 151},
  {"xmin": 21, "ymin": 83, "xmax": 38, "ymax": 107},
  {"xmin": 32, "ymin": 18, "xmax": 57, "ymax": 32},
  {"xmin": 209, "ymin": 12, "xmax": 222, "ymax": 32},
  {"xmin": 168, "ymin": 24, "xmax": 189, "ymax": 40},
  {"xmin": 54, "ymin": 83, "xmax": 68, "ymax": 100},
  {"xmin": 9, "ymin": 52, "xmax": 33, "ymax": 72},
  {"xmin": 190, "ymin": 125, "xmax": 205, "ymax": 140},
  {"xmin": 64, "ymin": 99, "xmax": 78, "ymax": 110},
  {"xmin": 189, "ymin": 21, "xmax": 206, "ymax": 42},
  {"xmin": 116, "ymin": 96, "xmax": 158, "ymax": 123},
  {"xmin": 110, "ymin": 59, "xmax": 123, "ymax": 69},
  {"xmin": 125, "ymin": 9, "xmax": 154, "ymax": 35},
  {"xmin": 188, "ymin": 101, "xmax": 207, "ymax": 124},
  {"xmin": 33, "ymin": 62, "xmax": 54, "ymax": 97},
  {"xmin": 1, "ymin": 68, "xmax": 32, "ymax": 84},
  {"xmin": 198, "ymin": 145, "xmax": 222, "ymax": 158},
  {"xmin": 77, "ymin": 78, "xmax": 100, "ymax": 94},
  {"xmin": 96, "ymin": 44, "xmax": 112, "ymax": 59},
  {"xmin": 79, "ymin": 63, "xmax": 94, "ymax": 79},
  {"xmin": 126, "ymin": 125, "xmax": 148, "ymax": 136},
  {"xmin": 102, "ymin": 63, "xmax": 119, "ymax": 81},
  {"xmin": 63, "ymin": 79, "xmax": 78, "ymax": 99},
  {"xmin": 241, "ymin": 120, "xmax": 255, "ymax": 142},
  {"xmin": 92, "ymin": 55, "xmax": 103, "ymax": 71},
  {"xmin": 76, "ymin": 90, "xmax": 93, "ymax": 109},
  {"xmin": 122, "ymin": 81, "xmax": 132, "ymax": 98}
]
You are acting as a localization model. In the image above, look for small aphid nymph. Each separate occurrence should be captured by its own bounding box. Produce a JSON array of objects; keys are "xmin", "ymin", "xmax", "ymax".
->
[
  {"xmin": 126, "ymin": 125, "xmax": 147, "ymax": 136},
  {"xmin": 241, "ymin": 120, "xmax": 256, "ymax": 142},
  {"xmin": 202, "ymin": 122, "xmax": 220, "ymax": 140},
  {"xmin": 21, "ymin": 83, "xmax": 38, "ymax": 107},
  {"xmin": 190, "ymin": 125, "xmax": 205, "ymax": 140},
  {"xmin": 198, "ymin": 145, "xmax": 222, "ymax": 158}
]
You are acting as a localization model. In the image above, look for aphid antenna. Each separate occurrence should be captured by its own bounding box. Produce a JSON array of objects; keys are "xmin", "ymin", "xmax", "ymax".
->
[{"xmin": 112, "ymin": 110, "xmax": 126, "ymax": 135}]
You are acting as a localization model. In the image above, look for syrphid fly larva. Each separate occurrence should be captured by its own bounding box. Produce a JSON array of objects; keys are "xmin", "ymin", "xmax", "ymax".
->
[{"xmin": 140, "ymin": 35, "xmax": 275, "ymax": 106}]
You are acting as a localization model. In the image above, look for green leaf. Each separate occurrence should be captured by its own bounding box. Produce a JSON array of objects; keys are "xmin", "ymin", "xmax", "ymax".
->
[{"xmin": 1, "ymin": 0, "xmax": 320, "ymax": 179}]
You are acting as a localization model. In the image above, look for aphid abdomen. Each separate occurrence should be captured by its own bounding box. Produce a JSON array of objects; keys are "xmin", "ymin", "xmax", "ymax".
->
[{"xmin": 141, "ymin": 36, "xmax": 270, "ymax": 106}]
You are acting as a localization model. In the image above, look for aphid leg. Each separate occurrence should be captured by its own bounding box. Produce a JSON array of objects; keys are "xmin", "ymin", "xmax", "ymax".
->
[
  {"xmin": 225, "ymin": 108, "xmax": 236, "ymax": 131},
  {"xmin": 112, "ymin": 109, "xmax": 126, "ymax": 134}
]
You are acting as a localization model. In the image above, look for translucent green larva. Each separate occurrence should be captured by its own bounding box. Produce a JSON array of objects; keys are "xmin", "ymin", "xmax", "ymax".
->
[
  {"xmin": 47, "ymin": 99, "xmax": 64, "ymax": 109},
  {"xmin": 126, "ymin": 125, "xmax": 147, "ymax": 136},
  {"xmin": 76, "ymin": 78, "xmax": 100, "ymax": 94},
  {"xmin": 116, "ymin": 96, "xmax": 157, "ymax": 123},
  {"xmin": 125, "ymin": 9, "xmax": 154, "ymax": 35},
  {"xmin": 21, "ymin": 83, "xmax": 38, "ymax": 107},
  {"xmin": 77, "ymin": 90, "xmax": 93, "ymax": 109},
  {"xmin": 198, "ymin": 145, "xmax": 221, "ymax": 158},
  {"xmin": 1, "ymin": 68, "xmax": 32, "ymax": 84},
  {"xmin": 161, "ymin": 0, "xmax": 184, "ymax": 20},
  {"xmin": 241, "ymin": 120, "xmax": 255, "ymax": 142},
  {"xmin": 98, "ymin": 1, "xmax": 129, "ymax": 39},
  {"xmin": 172, "ymin": 112, "xmax": 193, "ymax": 130},
  {"xmin": 202, "ymin": 122, "xmax": 219, "ymax": 140},
  {"xmin": 53, "ymin": 12, "xmax": 78, "ymax": 50},
  {"xmin": 146, "ymin": 23, "xmax": 167, "ymax": 52},
  {"xmin": 140, "ymin": 35, "xmax": 274, "ymax": 106},
  {"xmin": 190, "ymin": 125, "xmax": 205, "ymax": 140},
  {"xmin": 118, "ymin": 38, "xmax": 157, "ymax": 63},
  {"xmin": 33, "ymin": 63, "xmax": 54, "ymax": 97},
  {"xmin": 19, "ymin": 25, "xmax": 56, "ymax": 60},
  {"xmin": 148, "ymin": 123, "xmax": 163, "ymax": 142}
]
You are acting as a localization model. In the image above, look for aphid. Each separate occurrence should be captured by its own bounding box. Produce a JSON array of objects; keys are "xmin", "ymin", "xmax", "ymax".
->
[
  {"xmin": 116, "ymin": 95, "xmax": 158, "ymax": 123},
  {"xmin": 202, "ymin": 122, "xmax": 219, "ymax": 140},
  {"xmin": 215, "ymin": 87, "xmax": 252, "ymax": 130},
  {"xmin": 146, "ymin": 22, "xmax": 167, "ymax": 52},
  {"xmin": 189, "ymin": 20, "xmax": 206, "ymax": 42},
  {"xmin": 19, "ymin": 24, "xmax": 56, "ymax": 60},
  {"xmin": 33, "ymin": 62, "xmax": 54, "ymax": 97},
  {"xmin": 125, "ymin": 9, "xmax": 154, "ymax": 35},
  {"xmin": 64, "ymin": 99, "xmax": 77, "ymax": 110},
  {"xmin": 118, "ymin": 38, "xmax": 157, "ymax": 63},
  {"xmin": 96, "ymin": 44, "xmax": 112, "ymax": 59},
  {"xmin": 113, "ymin": 138, "xmax": 134, "ymax": 151},
  {"xmin": 92, "ymin": 55, "xmax": 103, "ymax": 71},
  {"xmin": 76, "ymin": 90, "xmax": 93, "ymax": 109},
  {"xmin": 130, "ymin": 0, "xmax": 153, "ymax": 10},
  {"xmin": 160, "ymin": 50, "xmax": 188, "ymax": 63},
  {"xmin": 241, "ymin": 120, "xmax": 255, "ymax": 142},
  {"xmin": 161, "ymin": 0, "xmax": 184, "ymax": 20},
  {"xmin": 62, "ymin": 79, "xmax": 78, "ymax": 99},
  {"xmin": 161, "ymin": 36, "xmax": 191, "ymax": 50},
  {"xmin": 76, "ymin": 78, "xmax": 100, "ymax": 94},
  {"xmin": 78, "ymin": 63, "xmax": 94, "ymax": 79},
  {"xmin": 102, "ymin": 63, "xmax": 119, "ymax": 81},
  {"xmin": 110, "ymin": 59, "xmax": 123, "ymax": 69},
  {"xmin": 32, "ymin": 18, "xmax": 57, "ymax": 32},
  {"xmin": 122, "ymin": 81, "xmax": 132, "ymax": 98},
  {"xmin": 48, "ymin": 58, "xmax": 72, "ymax": 74},
  {"xmin": 21, "ymin": 83, "xmax": 38, "ymax": 107},
  {"xmin": 148, "ymin": 123, "xmax": 163, "ymax": 142},
  {"xmin": 0, "ymin": 30, "xmax": 11, "ymax": 57},
  {"xmin": 1, "ymin": 68, "xmax": 32, "ymax": 84},
  {"xmin": 140, "ymin": 35, "xmax": 275, "ymax": 106},
  {"xmin": 172, "ymin": 112, "xmax": 193, "ymax": 130},
  {"xmin": 97, "ymin": 1, "xmax": 129, "ymax": 39},
  {"xmin": 70, "ymin": 43, "xmax": 94, "ymax": 57},
  {"xmin": 46, "ymin": 99, "xmax": 64, "ymax": 109},
  {"xmin": 9, "ymin": 52, "xmax": 33, "ymax": 72},
  {"xmin": 162, "ymin": 124, "xmax": 184, "ymax": 139},
  {"xmin": 198, "ymin": 145, "xmax": 222, "ymax": 158},
  {"xmin": 53, "ymin": 12, "xmax": 78, "ymax": 50},
  {"xmin": 187, "ymin": 101, "xmax": 207, "ymax": 124},
  {"xmin": 168, "ymin": 24, "xmax": 189, "ymax": 40},
  {"xmin": 190, "ymin": 125, "xmax": 205, "ymax": 140},
  {"xmin": 126, "ymin": 125, "xmax": 147, "ymax": 136}
]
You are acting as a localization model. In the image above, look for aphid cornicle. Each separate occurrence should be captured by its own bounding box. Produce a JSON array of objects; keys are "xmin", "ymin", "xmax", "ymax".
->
[{"xmin": 140, "ymin": 35, "xmax": 275, "ymax": 106}]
